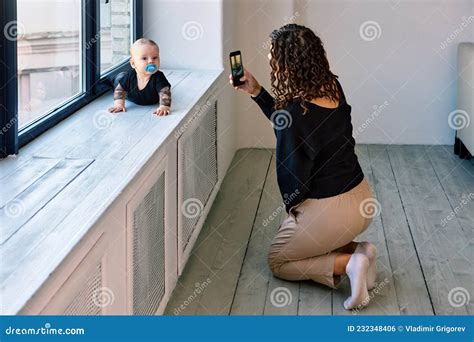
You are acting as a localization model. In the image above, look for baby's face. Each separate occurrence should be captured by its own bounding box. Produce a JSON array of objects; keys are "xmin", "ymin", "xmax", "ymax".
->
[{"xmin": 130, "ymin": 44, "xmax": 160, "ymax": 74}]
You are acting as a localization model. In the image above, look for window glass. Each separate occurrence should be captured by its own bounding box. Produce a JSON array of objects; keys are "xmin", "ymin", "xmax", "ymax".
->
[
  {"xmin": 100, "ymin": 0, "xmax": 132, "ymax": 74},
  {"xmin": 17, "ymin": 0, "xmax": 82, "ymax": 129}
]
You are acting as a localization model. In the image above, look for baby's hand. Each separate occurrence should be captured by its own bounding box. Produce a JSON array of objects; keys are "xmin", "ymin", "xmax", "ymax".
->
[
  {"xmin": 108, "ymin": 102, "xmax": 126, "ymax": 113},
  {"xmin": 154, "ymin": 105, "xmax": 171, "ymax": 116}
]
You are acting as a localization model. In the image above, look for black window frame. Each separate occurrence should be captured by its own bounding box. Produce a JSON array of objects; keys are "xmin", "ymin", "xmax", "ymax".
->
[{"xmin": 0, "ymin": 0, "xmax": 143, "ymax": 158}]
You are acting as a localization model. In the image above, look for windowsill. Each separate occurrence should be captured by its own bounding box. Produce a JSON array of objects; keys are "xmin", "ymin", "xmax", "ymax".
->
[{"xmin": 0, "ymin": 68, "xmax": 223, "ymax": 314}]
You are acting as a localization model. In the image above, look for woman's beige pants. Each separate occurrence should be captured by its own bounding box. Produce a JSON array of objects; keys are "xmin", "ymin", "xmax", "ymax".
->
[{"xmin": 268, "ymin": 177, "xmax": 375, "ymax": 289}]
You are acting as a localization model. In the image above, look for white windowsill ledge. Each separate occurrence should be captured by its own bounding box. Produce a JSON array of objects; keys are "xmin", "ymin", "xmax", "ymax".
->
[{"xmin": 0, "ymin": 68, "xmax": 223, "ymax": 315}]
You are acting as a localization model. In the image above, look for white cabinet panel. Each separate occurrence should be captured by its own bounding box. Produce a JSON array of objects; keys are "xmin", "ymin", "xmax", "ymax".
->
[{"xmin": 177, "ymin": 101, "xmax": 218, "ymax": 274}]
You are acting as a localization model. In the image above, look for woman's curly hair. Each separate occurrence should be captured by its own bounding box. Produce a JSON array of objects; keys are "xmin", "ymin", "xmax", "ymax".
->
[{"xmin": 269, "ymin": 24, "xmax": 340, "ymax": 114}]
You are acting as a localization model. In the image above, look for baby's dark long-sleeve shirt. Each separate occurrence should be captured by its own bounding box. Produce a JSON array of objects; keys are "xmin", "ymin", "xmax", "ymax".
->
[
  {"xmin": 251, "ymin": 80, "xmax": 364, "ymax": 213},
  {"xmin": 115, "ymin": 69, "xmax": 171, "ymax": 106}
]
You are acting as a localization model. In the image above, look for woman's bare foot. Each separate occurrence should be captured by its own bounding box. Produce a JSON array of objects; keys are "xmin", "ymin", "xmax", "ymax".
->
[
  {"xmin": 343, "ymin": 253, "xmax": 370, "ymax": 310},
  {"xmin": 355, "ymin": 242, "xmax": 377, "ymax": 290}
]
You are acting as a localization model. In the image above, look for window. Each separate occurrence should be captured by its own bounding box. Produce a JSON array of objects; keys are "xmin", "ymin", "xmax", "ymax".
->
[
  {"xmin": 100, "ymin": 0, "xmax": 132, "ymax": 74},
  {"xmin": 0, "ymin": 0, "xmax": 143, "ymax": 157},
  {"xmin": 17, "ymin": 0, "xmax": 82, "ymax": 129}
]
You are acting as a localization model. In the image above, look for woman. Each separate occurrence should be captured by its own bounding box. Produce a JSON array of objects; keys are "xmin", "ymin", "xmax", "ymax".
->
[{"xmin": 230, "ymin": 24, "xmax": 378, "ymax": 310}]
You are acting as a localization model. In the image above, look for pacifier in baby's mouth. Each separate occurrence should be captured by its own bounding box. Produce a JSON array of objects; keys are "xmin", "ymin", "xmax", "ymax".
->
[{"xmin": 145, "ymin": 63, "xmax": 157, "ymax": 73}]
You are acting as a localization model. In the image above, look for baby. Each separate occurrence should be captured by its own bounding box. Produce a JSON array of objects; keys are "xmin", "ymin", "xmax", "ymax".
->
[{"xmin": 108, "ymin": 38, "xmax": 171, "ymax": 116}]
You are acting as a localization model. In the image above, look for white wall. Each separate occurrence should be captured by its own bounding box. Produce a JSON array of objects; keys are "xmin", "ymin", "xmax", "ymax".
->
[
  {"xmin": 143, "ymin": 0, "xmax": 236, "ymax": 181},
  {"xmin": 299, "ymin": 0, "xmax": 473, "ymax": 145},
  {"xmin": 233, "ymin": 0, "xmax": 297, "ymax": 149},
  {"xmin": 146, "ymin": 0, "xmax": 472, "ymax": 148},
  {"xmin": 143, "ymin": 0, "xmax": 223, "ymax": 69},
  {"xmin": 231, "ymin": 0, "xmax": 473, "ymax": 147}
]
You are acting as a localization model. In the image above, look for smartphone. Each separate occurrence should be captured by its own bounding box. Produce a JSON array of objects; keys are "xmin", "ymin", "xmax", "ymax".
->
[{"xmin": 229, "ymin": 51, "xmax": 244, "ymax": 86}]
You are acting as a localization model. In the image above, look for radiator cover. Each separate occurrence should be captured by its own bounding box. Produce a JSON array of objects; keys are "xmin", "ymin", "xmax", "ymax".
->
[{"xmin": 177, "ymin": 101, "xmax": 218, "ymax": 272}]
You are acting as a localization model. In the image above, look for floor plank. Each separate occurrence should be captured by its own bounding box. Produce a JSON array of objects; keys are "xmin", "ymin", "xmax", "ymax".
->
[
  {"xmin": 388, "ymin": 145, "xmax": 470, "ymax": 315},
  {"xmin": 261, "ymin": 155, "xmax": 300, "ymax": 316},
  {"xmin": 298, "ymin": 280, "xmax": 332, "ymax": 315},
  {"xmin": 264, "ymin": 273, "xmax": 300, "ymax": 315},
  {"xmin": 427, "ymin": 145, "xmax": 474, "ymax": 314},
  {"xmin": 165, "ymin": 145, "xmax": 473, "ymax": 316},
  {"xmin": 428, "ymin": 145, "xmax": 474, "ymax": 235},
  {"xmin": 367, "ymin": 144, "xmax": 433, "ymax": 314},
  {"xmin": 231, "ymin": 153, "xmax": 284, "ymax": 314},
  {"xmin": 165, "ymin": 148, "xmax": 272, "ymax": 315}
]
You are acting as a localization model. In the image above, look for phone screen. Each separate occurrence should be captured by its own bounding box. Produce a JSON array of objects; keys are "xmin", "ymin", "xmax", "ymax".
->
[
  {"xmin": 230, "ymin": 52, "xmax": 244, "ymax": 86},
  {"xmin": 231, "ymin": 55, "xmax": 242, "ymax": 74}
]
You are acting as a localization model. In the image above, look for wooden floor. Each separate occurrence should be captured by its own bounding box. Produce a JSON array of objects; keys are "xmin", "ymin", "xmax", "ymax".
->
[{"xmin": 166, "ymin": 145, "xmax": 473, "ymax": 315}]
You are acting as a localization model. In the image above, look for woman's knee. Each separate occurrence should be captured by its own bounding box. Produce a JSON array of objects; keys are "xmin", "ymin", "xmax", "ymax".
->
[
  {"xmin": 267, "ymin": 244, "xmax": 281, "ymax": 272},
  {"xmin": 268, "ymin": 257, "xmax": 284, "ymax": 277},
  {"xmin": 267, "ymin": 246, "xmax": 289, "ymax": 276}
]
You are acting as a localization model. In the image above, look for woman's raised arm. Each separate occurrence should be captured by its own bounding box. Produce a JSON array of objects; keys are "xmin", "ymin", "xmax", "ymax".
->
[{"xmin": 230, "ymin": 68, "xmax": 277, "ymax": 120}]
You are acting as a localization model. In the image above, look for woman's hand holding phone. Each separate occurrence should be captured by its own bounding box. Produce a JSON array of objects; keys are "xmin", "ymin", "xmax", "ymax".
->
[{"xmin": 229, "ymin": 69, "xmax": 262, "ymax": 97}]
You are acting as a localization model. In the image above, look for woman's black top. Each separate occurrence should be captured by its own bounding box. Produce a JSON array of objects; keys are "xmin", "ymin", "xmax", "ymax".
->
[{"xmin": 251, "ymin": 79, "xmax": 364, "ymax": 213}]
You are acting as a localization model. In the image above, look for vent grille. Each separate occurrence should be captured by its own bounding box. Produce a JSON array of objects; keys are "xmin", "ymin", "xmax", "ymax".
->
[
  {"xmin": 179, "ymin": 102, "xmax": 218, "ymax": 252},
  {"xmin": 131, "ymin": 172, "xmax": 166, "ymax": 315},
  {"xmin": 63, "ymin": 262, "xmax": 103, "ymax": 315}
]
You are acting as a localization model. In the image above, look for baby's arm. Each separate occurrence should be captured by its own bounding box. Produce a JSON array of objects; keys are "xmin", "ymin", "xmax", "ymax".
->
[
  {"xmin": 153, "ymin": 86, "xmax": 172, "ymax": 116},
  {"xmin": 159, "ymin": 86, "xmax": 171, "ymax": 107},
  {"xmin": 108, "ymin": 84, "xmax": 127, "ymax": 113}
]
